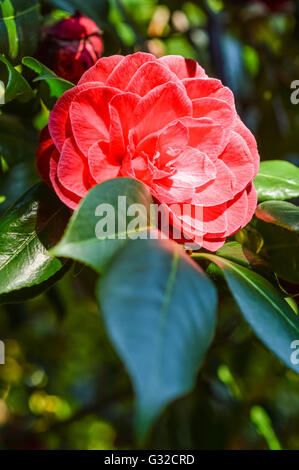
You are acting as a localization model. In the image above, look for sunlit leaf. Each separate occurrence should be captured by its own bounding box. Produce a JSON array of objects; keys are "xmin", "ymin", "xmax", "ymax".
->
[
  {"xmin": 254, "ymin": 160, "xmax": 299, "ymax": 202},
  {"xmin": 0, "ymin": 183, "xmax": 70, "ymax": 302},
  {"xmin": 0, "ymin": 54, "xmax": 32, "ymax": 105},
  {"xmin": 255, "ymin": 200, "xmax": 299, "ymax": 233},
  {"xmin": 22, "ymin": 56, "xmax": 74, "ymax": 106}
]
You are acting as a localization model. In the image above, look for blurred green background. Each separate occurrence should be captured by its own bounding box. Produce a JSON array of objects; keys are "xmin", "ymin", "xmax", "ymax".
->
[{"xmin": 0, "ymin": 0, "xmax": 299, "ymax": 450}]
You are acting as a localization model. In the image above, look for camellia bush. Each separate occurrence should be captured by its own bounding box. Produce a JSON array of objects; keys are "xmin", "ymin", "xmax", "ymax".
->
[{"xmin": 0, "ymin": 0, "xmax": 298, "ymax": 450}]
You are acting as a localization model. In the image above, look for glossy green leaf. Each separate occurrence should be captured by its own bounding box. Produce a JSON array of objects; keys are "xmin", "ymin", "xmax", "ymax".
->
[
  {"xmin": 98, "ymin": 236, "xmax": 217, "ymax": 438},
  {"xmin": 0, "ymin": 1, "xmax": 41, "ymax": 64},
  {"xmin": 220, "ymin": 238, "xmax": 271, "ymax": 283},
  {"xmin": 255, "ymin": 201, "xmax": 299, "ymax": 233},
  {"xmin": 0, "ymin": 182, "xmax": 70, "ymax": 301},
  {"xmin": 196, "ymin": 254, "xmax": 299, "ymax": 374},
  {"xmin": 216, "ymin": 241, "xmax": 250, "ymax": 267},
  {"xmin": 235, "ymin": 225, "xmax": 272, "ymax": 278},
  {"xmin": 254, "ymin": 160, "xmax": 299, "ymax": 202},
  {"xmin": 0, "ymin": 54, "xmax": 32, "ymax": 105},
  {"xmin": 0, "ymin": 260, "xmax": 71, "ymax": 305},
  {"xmin": 51, "ymin": 178, "xmax": 155, "ymax": 273},
  {"xmin": 22, "ymin": 57, "xmax": 74, "ymax": 104}
]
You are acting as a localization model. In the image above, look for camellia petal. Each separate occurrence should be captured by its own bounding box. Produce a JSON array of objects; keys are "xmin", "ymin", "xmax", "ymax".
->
[
  {"xmin": 78, "ymin": 55, "xmax": 124, "ymax": 85},
  {"xmin": 126, "ymin": 61, "xmax": 181, "ymax": 97},
  {"xmin": 192, "ymin": 159, "xmax": 235, "ymax": 206},
  {"xmin": 243, "ymin": 183, "xmax": 258, "ymax": 227},
  {"xmin": 107, "ymin": 52, "xmax": 156, "ymax": 89},
  {"xmin": 158, "ymin": 121, "xmax": 189, "ymax": 152},
  {"xmin": 183, "ymin": 78, "xmax": 235, "ymax": 108},
  {"xmin": 224, "ymin": 190, "xmax": 249, "ymax": 237},
  {"xmin": 192, "ymin": 97, "xmax": 235, "ymax": 136},
  {"xmin": 109, "ymin": 92, "xmax": 141, "ymax": 159},
  {"xmin": 70, "ymin": 86, "xmax": 121, "ymax": 155},
  {"xmin": 88, "ymin": 142, "xmax": 121, "ymax": 183},
  {"xmin": 181, "ymin": 117, "xmax": 228, "ymax": 160},
  {"xmin": 57, "ymin": 138, "xmax": 90, "ymax": 197},
  {"xmin": 49, "ymin": 82, "xmax": 100, "ymax": 152},
  {"xmin": 49, "ymin": 148, "xmax": 80, "ymax": 209},
  {"xmin": 201, "ymin": 237, "xmax": 226, "ymax": 251},
  {"xmin": 158, "ymin": 55, "xmax": 207, "ymax": 79},
  {"xmin": 234, "ymin": 117, "xmax": 260, "ymax": 175},
  {"xmin": 220, "ymin": 132, "xmax": 254, "ymax": 194},
  {"xmin": 133, "ymin": 82, "xmax": 192, "ymax": 142},
  {"xmin": 166, "ymin": 147, "xmax": 216, "ymax": 189}
]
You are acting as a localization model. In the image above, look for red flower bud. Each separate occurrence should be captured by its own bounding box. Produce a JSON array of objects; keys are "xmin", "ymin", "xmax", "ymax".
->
[{"xmin": 37, "ymin": 12, "xmax": 103, "ymax": 84}]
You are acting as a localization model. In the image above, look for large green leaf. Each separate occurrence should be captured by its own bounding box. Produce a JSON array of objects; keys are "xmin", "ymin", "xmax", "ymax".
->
[
  {"xmin": 97, "ymin": 236, "xmax": 217, "ymax": 438},
  {"xmin": 0, "ymin": 0, "xmax": 41, "ymax": 64},
  {"xmin": 51, "ymin": 178, "xmax": 155, "ymax": 273},
  {"xmin": 254, "ymin": 160, "xmax": 299, "ymax": 202},
  {"xmin": 0, "ymin": 182, "xmax": 70, "ymax": 301},
  {"xmin": 0, "ymin": 54, "xmax": 32, "ymax": 105},
  {"xmin": 255, "ymin": 201, "xmax": 299, "ymax": 233},
  {"xmin": 195, "ymin": 254, "xmax": 299, "ymax": 374}
]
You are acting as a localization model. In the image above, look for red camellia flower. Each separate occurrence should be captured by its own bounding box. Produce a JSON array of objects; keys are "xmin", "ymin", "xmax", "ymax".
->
[
  {"xmin": 37, "ymin": 53, "xmax": 260, "ymax": 251},
  {"xmin": 37, "ymin": 12, "xmax": 103, "ymax": 84}
]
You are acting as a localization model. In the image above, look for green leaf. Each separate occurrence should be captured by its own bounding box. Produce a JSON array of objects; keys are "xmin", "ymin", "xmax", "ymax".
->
[
  {"xmin": 195, "ymin": 254, "xmax": 299, "ymax": 374},
  {"xmin": 216, "ymin": 241, "xmax": 250, "ymax": 267},
  {"xmin": 97, "ymin": 236, "xmax": 217, "ymax": 438},
  {"xmin": 51, "ymin": 178, "xmax": 155, "ymax": 273},
  {"xmin": 255, "ymin": 201, "xmax": 299, "ymax": 233},
  {"xmin": 216, "ymin": 240, "xmax": 270, "ymax": 279},
  {"xmin": 22, "ymin": 57, "xmax": 74, "ymax": 105},
  {"xmin": 0, "ymin": 1, "xmax": 41, "ymax": 64},
  {"xmin": 0, "ymin": 54, "xmax": 32, "ymax": 105},
  {"xmin": 254, "ymin": 160, "xmax": 299, "ymax": 202},
  {"xmin": 235, "ymin": 225, "xmax": 272, "ymax": 278},
  {"xmin": 0, "ymin": 182, "xmax": 70, "ymax": 301},
  {"xmin": 0, "ymin": 260, "xmax": 71, "ymax": 305}
]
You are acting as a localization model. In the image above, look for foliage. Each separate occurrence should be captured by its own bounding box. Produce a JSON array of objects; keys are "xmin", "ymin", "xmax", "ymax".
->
[{"xmin": 0, "ymin": 0, "xmax": 299, "ymax": 451}]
